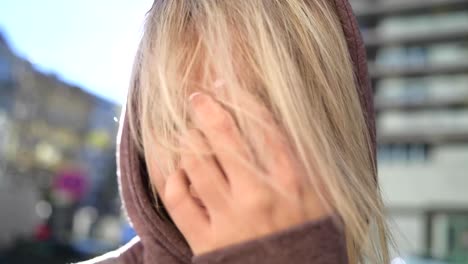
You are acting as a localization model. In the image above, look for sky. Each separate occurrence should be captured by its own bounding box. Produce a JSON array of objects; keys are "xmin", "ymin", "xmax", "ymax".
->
[{"xmin": 0, "ymin": 0, "xmax": 153, "ymax": 104}]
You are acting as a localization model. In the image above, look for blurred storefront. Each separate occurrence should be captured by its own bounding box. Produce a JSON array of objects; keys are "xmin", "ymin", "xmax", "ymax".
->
[{"xmin": 0, "ymin": 33, "xmax": 127, "ymax": 263}]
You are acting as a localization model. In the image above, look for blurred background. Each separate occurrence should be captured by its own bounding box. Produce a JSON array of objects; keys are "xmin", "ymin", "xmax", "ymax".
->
[{"xmin": 0, "ymin": 0, "xmax": 467, "ymax": 263}]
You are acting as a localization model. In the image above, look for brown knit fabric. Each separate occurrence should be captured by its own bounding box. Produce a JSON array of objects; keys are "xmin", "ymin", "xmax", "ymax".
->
[
  {"xmin": 81, "ymin": 0, "xmax": 373, "ymax": 263},
  {"xmin": 192, "ymin": 216, "xmax": 348, "ymax": 264}
]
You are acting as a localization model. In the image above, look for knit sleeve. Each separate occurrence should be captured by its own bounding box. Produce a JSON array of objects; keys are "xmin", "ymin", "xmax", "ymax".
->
[{"xmin": 192, "ymin": 216, "xmax": 348, "ymax": 264}]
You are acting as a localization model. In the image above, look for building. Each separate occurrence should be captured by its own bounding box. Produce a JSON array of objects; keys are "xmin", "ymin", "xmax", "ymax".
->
[
  {"xmin": 0, "ymin": 32, "xmax": 121, "ymax": 248},
  {"xmin": 352, "ymin": 0, "xmax": 468, "ymax": 261}
]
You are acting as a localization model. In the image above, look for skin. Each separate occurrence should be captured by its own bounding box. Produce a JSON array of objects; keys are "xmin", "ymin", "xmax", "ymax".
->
[{"xmin": 147, "ymin": 91, "xmax": 330, "ymax": 255}]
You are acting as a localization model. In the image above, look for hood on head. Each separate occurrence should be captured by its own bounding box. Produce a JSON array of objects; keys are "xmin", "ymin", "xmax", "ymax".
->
[{"xmin": 116, "ymin": 0, "xmax": 375, "ymax": 262}]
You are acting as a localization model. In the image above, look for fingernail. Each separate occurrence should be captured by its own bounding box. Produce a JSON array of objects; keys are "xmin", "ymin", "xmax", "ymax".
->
[
  {"xmin": 189, "ymin": 92, "xmax": 203, "ymax": 102},
  {"xmin": 188, "ymin": 92, "xmax": 209, "ymax": 120}
]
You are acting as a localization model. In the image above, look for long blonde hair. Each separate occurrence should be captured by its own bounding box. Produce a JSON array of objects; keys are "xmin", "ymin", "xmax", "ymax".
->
[{"xmin": 128, "ymin": 0, "xmax": 390, "ymax": 263}]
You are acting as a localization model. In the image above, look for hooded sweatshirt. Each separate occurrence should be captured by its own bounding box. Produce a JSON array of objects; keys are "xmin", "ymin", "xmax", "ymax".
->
[{"xmin": 82, "ymin": 0, "xmax": 375, "ymax": 263}]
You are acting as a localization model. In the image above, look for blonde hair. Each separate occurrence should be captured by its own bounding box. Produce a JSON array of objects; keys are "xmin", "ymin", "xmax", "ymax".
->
[{"xmin": 128, "ymin": 0, "xmax": 390, "ymax": 263}]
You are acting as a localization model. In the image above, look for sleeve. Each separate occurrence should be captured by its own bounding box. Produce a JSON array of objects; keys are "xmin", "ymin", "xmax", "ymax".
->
[{"xmin": 192, "ymin": 216, "xmax": 348, "ymax": 264}]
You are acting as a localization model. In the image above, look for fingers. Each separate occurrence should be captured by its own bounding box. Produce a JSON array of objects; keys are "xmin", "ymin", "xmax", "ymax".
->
[
  {"xmin": 248, "ymin": 101, "xmax": 301, "ymax": 195},
  {"xmin": 180, "ymin": 129, "xmax": 230, "ymax": 211},
  {"xmin": 164, "ymin": 169, "xmax": 209, "ymax": 240},
  {"xmin": 188, "ymin": 92, "xmax": 255, "ymax": 189},
  {"xmin": 189, "ymin": 91, "xmax": 301, "ymax": 196}
]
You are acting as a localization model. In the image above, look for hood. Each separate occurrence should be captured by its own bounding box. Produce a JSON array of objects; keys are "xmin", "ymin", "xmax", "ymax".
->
[{"xmin": 116, "ymin": 0, "xmax": 375, "ymax": 262}]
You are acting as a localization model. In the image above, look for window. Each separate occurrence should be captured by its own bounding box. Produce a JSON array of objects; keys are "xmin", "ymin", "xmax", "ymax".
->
[{"xmin": 378, "ymin": 143, "xmax": 430, "ymax": 163}]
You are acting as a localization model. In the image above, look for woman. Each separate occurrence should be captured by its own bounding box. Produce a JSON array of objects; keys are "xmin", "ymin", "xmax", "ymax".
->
[{"xmin": 84, "ymin": 0, "xmax": 390, "ymax": 263}]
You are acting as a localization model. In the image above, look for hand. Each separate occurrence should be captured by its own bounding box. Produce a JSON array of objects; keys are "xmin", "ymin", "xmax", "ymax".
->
[{"xmin": 149, "ymin": 92, "xmax": 330, "ymax": 255}]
